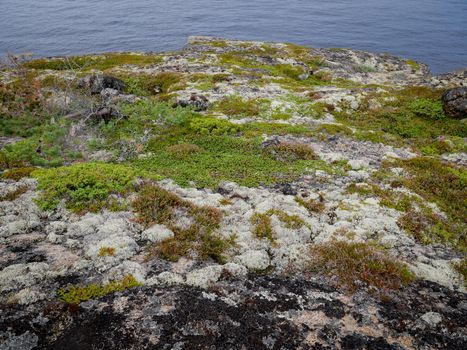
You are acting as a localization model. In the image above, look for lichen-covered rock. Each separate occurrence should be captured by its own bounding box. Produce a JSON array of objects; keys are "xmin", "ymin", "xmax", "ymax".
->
[
  {"xmin": 141, "ymin": 224, "xmax": 174, "ymax": 243},
  {"xmin": 77, "ymin": 74, "xmax": 125, "ymax": 94},
  {"xmin": 442, "ymin": 86, "xmax": 467, "ymax": 118}
]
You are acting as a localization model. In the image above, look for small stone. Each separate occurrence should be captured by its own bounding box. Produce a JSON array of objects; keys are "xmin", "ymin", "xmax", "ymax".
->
[
  {"xmin": 185, "ymin": 265, "xmax": 223, "ymax": 289},
  {"xmin": 156, "ymin": 271, "xmax": 185, "ymax": 285},
  {"xmin": 420, "ymin": 312, "xmax": 442, "ymax": 327},
  {"xmin": 141, "ymin": 224, "xmax": 174, "ymax": 243},
  {"xmin": 234, "ymin": 250, "xmax": 270, "ymax": 270}
]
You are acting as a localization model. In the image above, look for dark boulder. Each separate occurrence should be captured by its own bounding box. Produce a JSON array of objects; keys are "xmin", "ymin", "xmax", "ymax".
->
[
  {"xmin": 87, "ymin": 107, "xmax": 127, "ymax": 124},
  {"xmin": 441, "ymin": 87, "xmax": 467, "ymax": 119},
  {"xmin": 77, "ymin": 75, "xmax": 126, "ymax": 94},
  {"xmin": 173, "ymin": 93, "xmax": 209, "ymax": 111}
]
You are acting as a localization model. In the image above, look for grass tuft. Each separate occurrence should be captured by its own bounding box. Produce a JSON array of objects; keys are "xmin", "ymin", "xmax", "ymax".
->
[{"xmin": 309, "ymin": 241, "xmax": 414, "ymax": 292}]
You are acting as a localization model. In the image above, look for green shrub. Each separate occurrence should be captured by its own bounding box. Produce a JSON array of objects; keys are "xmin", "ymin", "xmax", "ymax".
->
[
  {"xmin": 32, "ymin": 163, "xmax": 137, "ymax": 212},
  {"xmin": 0, "ymin": 123, "xmax": 66, "ymax": 168},
  {"xmin": 189, "ymin": 117, "xmax": 241, "ymax": 135},
  {"xmin": 134, "ymin": 133, "xmax": 329, "ymax": 188},
  {"xmin": 166, "ymin": 143, "xmax": 204, "ymax": 158},
  {"xmin": 120, "ymin": 100, "xmax": 195, "ymax": 127},
  {"xmin": 409, "ymin": 99, "xmax": 445, "ymax": 120},
  {"xmin": 121, "ymin": 72, "xmax": 184, "ymax": 96},
  {"xmin": 214, "ymin": 96, "xmax": 268, "ymax": 117}
]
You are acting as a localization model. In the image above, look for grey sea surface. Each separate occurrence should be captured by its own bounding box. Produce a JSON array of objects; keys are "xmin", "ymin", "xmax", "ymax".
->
[{"xmin": 0, "ymin": 0, "xmax": 466, "ymax": 73}]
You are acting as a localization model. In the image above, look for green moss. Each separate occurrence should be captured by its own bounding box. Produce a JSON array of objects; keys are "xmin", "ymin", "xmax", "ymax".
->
[
  {"xmin": 0, "ymin": 123, "xmax": 68, "ymax": 169},
  {"xmin": 132, "ymin": 131, "xmax": 329, "ymax": 188},
  {"xmin": 346, "ymin": 183, "xmax": 413, "ymax": 212},
  {"xmin": 57, "ymin": 275, "xmax": 141, "ymax": 304},
  {"xmin": 189, "ymin": 117, "xmax": 241, "ymax": 135},
  {"xmin": 1, "ymin": 167, "xmax": 37, "ymax": 181},
  {"xmin": 408, "ymin": 99, "xmax": 445, "ymax": 120},
  {"xmin": 309, "ymin": 241, "xmax": 414, "ymax": 293},
  {"xmin": 189, "ymin": 73, "xmax": 230, "ymax": 91},
  {"xmin": 315, "ymin": 123, "xmax": 353, "ymax": 137},
  {"xmin": 266, "ymin": 209, "xmax": 306, "ymax": 229},
  {"xmin": 405, "ymin": 59, "xmax": 420, "ymax": 70},
  {"xmin": 0, "ymin": 113, "xmax": 43, "ymax": 138},
  {"xmin": 396, "ymin": 157, "xmax": 466, "ymax": 225},
  {"xmin": 120, "ymin": 72, "xmax": 185, "ymax": 97},
  {"xmin": 397, "ymin": 208, "xmax": 465, "ymax": 249},
  {"xmin": 335, "ymin": 86, "xmax": 466, "ymax": 150},
  {"xmin": 133, "ymin": 184, "xmax": 232, "ymax": 263},
  {"xmin": 32, "ymin": 162, "xmax": 137, "ymax": 212},
  {"xmin": 214, "ymin": 95, "xmax": 269, "ymax": 117},
  {"xmin": 165, "ymin": 143, "xmax": 204, "ymax": 159},
  {"xmin": 250, "ymin": 213, "xmax": 275, "ymax": 242},
  {"xmin": 25, "ymin": 53, "xmax": 162, "ymax": 71},
  {"xmin": 372, "ymin": 157, "xmax": 467, "ymax": 251},
  {"xmin": 452, "ymin": 259, "xmax": 467, "ymax": 287}
]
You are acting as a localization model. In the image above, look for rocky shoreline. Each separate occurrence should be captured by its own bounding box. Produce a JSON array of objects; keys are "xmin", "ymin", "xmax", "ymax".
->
[{"xmin": 0, "ymin": 36, "xmax": 466, "ymax": 349}]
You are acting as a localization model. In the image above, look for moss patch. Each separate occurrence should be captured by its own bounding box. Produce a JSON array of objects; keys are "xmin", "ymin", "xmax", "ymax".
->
[
  {"xmin": 25, "ymin": 53, "xmax": 162, "ymax": 71},
  {"xmin": 32, "ymin": 163, "xmax": 137, "ymax": 212},
  {"xmin": 309, "ymin": 241, "xmax": 414, "ymax": 293},
  {"xmin": 57, "ymin": 275, "xmax": 141, "ymax": 304}
]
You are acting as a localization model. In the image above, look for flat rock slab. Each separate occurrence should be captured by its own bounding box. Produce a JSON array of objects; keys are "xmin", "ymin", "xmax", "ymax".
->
[{"xmin": 1, "ymin": 275, "xmax": 465, "ymax": 350}]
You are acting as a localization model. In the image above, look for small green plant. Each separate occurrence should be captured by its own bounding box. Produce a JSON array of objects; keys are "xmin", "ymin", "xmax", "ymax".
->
[
  {"xmin": 121, "ymin": 72, "xmax": 185, "ymax": 96},
  {"xmin": 33, "ymin": 163, "xmax": 137, "ymax": 212},
  {"xmin": 308, "ymin": 241, "xmax": 414, "ymax": 292},
  {"xmin": 57, "ymin": 275, "xmax": 141, "ymax": 304},
  {"xmin": 134, "ymin": 131, "xmax": 328, "ymax": 188},
  {"xmin": 214, "ymin": 96, "xmax": 268, "ymax": 117},
  {"xmin": 408, "ymin": 99, "xmax": 445, "ymax": 120},
  {"xmin": 166, "ymin": 143, "xmax": 204, "ymax": 158},
  {"xmin": 266, "ymin": 209, "xmax": 306, "ymax": 229},
  {"xmin": 0, "ymin": 123, "xmax": 67, "ymax": 168},
  {"xmin": 250, "ymin": 213, "xmax": 275, "ymax": 242},
  {"xmin": 189, "ymin": 117, "xmax": 241, "ymax": 135},
  {"xmin": 405, "ymin": 59, "xmax": 420, "ymax": 70}
]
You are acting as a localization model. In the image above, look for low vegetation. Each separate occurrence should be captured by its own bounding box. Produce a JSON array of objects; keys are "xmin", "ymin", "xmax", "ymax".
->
[
  {"xmin": 308, "ymin": 241, "xmax": 414, "ymax": 292},
  {"xmin": 0, "ymin": 185, "xmax": 28, "ymax": 201},
  {"xmin": 336, "ymin": 86, "xmax": 467, "ymax": 152},
  {"xmin": 1, "ymin": 167, "xmax": 36, "ymax": 181},
  {"xmin": 295, "ymin": 196, "xmax": 326, "ymax": 214},
  {"xmin": 133, "ymin": 183, "xmax": 234, "ymax": 263},
  {"xmin": 57, "ymin": 275, "xmax": 141, "ymax": 304},
  {"xmin": 32, "ymin": 162, "xmax": 137, "ymax": 212},
  {"xmin": 25, "ymin": 53, "xmax": 162, "ymax": 71}
]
